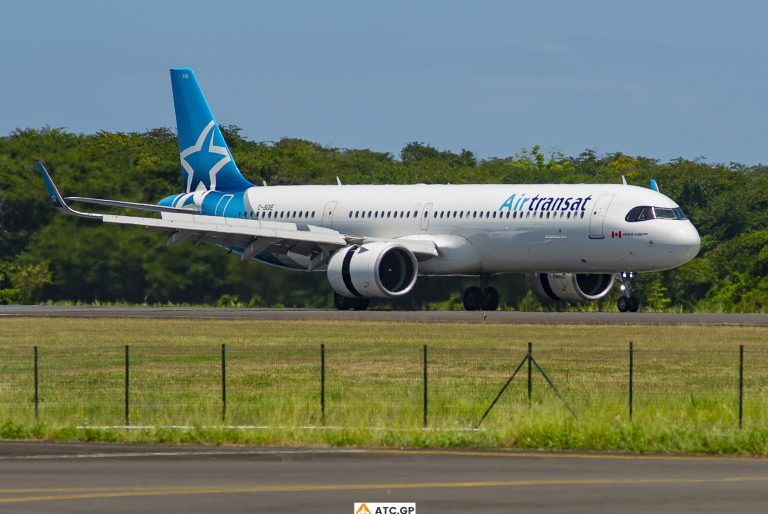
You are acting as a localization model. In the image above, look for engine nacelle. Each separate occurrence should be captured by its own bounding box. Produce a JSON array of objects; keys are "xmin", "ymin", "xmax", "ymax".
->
[
  {"xmin": 526, "ymin": 273, "xmax": 615, "ymax": 303},
  {"xmin": 327, "ymin": 242, "xmax": 418, "ymax": 299}
]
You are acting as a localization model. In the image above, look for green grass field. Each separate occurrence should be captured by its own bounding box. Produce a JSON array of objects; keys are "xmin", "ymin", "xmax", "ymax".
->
[{"xmin": 1, "ymin": 318, "xmax": 767, "ymax": 454}]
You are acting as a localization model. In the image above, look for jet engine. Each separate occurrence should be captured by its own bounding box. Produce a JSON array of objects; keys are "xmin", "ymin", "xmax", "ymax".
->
[
  {"xmin": 327, "ymin": 242, "xmax": 418, "ymax": 299},
  {"xmin": 526, "ymin": 273, "xmax": 615, "ymax": 303}
]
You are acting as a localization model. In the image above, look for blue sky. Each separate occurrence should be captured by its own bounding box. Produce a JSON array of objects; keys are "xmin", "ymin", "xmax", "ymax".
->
[{"xmin": 3, "ymin": 0, "xmax": 767, "ymax": 164}]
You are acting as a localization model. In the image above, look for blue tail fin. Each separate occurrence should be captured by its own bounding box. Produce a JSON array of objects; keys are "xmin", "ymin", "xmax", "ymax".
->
[{"xmin": 170, "ymin": 68, "xmax": 253, "ymax": 193}]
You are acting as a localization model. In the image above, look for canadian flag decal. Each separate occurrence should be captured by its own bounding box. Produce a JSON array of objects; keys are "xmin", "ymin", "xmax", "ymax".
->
[{"xmin": 611, "ymin": 230, "xmax": 622, "ymax": 238}]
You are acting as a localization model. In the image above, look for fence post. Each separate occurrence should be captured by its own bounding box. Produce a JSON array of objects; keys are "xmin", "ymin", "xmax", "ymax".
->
[
  {"xmin": 33, "ymin": 346, "xmax": 39, "ymax": 420},
  {"xmin": 221, "ymin": 343, "xmax": 227, "ymax": 422},
  {"xmin": 739, "ymin": 344, "xmax": 744, "ymax": 429},
  {"xmin": 629, "ymin": 341, "xmax": 634, "ymax": 422},
  {"xmin": 320, "ymin": 343, "xmax": 325, "ymax": 424},
  {"xmin": 124, "ymin": 345, "xmax": 130, "ymax": 426},
  {"xmin": 423, "ymin": 345, "xmax": 428, "ymax": 429},
  {"xmin": 527, "ymin": 342, "xmax": 533, "ymax": 406}
]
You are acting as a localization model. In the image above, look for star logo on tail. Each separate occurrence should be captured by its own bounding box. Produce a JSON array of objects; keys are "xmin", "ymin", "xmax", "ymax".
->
[{"xmin": 179, "ymin": 120, "xmax": 231, "ymax": 192}]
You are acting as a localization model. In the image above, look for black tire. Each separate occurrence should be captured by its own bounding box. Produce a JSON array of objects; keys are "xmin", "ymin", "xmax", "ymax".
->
[
  {"xmin": 351, "ymin": 298, "xmax": 370, "ymax": 311},
  {"xmin": 483, "ymin": 287, "xmax": 500, "ymax": 311},
  {"xmin": 334, "ymin": 293, "xmax": 353, "ymax": 311},
  {"xmin": 627, "ymin": 296, "xmax": 639, "ymax": 312},
  {"xmin": 463, "ymin": 286, "xmax": 484, "ymax": 311},
  {"xmin": 617, "ymin": 296, "xmax": 629, "ymax": 312}
]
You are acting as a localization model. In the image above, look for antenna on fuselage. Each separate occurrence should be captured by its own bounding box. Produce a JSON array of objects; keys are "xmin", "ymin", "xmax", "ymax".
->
[
  {"xmin": 621, "ymin": 175, "xmax": 627, "ymax": 185},
  {"xmin": 336, "ymin": 177, "xmax": 342, "ymax": 186},
  {"xmin": 650, "ymin": 179, "xmax": 659, "ymax": 192}
]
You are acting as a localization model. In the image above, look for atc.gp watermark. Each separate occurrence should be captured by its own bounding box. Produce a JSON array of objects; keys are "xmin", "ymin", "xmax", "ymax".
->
[{"xmin": 354, "ymin": 502, "xmax": 416, "ymax": 514}]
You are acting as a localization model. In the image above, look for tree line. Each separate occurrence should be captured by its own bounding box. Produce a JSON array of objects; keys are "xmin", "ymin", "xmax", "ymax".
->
[{"xmin": 1, "ymin": 126, "xmax": 766, "ymax": 311}]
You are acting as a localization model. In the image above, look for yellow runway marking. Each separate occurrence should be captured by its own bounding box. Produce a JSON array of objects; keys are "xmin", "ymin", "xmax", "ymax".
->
[
  {"xmin": 352, "ymin": 448, "xmax": 768, "ymax": 462},
  {"xmin": 1, "ymin": 476, "xmax": 768, "ymax": 505}
]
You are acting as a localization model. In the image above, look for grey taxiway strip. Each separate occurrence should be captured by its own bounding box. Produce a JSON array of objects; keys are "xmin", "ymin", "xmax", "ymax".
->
[
  {"xmin": 0, "ymin": 442, "xmax": 766, "ymax": 513},
  {"xmin": 1, "ymin": 305, "xmax": 767, "ymax": 325}
]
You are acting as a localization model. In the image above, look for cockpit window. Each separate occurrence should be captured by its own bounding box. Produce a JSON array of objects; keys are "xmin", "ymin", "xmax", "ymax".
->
[
  {"xmin": 625, "ymin": 205, "xmax": 688, "ymax": 222},
  {"xmin": 673, "ymin": 207, "xmax": 687, "ymax": 220},
  {"xmin": 654, "ymin": 207, "xmax": 677, "ymax": 220},
  {"xmin": 625, "ymin": 206, "xmax": 654, "ymax": 222}
]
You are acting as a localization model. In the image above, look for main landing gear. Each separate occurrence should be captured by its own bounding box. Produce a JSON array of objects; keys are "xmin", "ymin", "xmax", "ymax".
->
[
  {"xmin": 463, "ymin": 276, "xmax": 500, "ymax": 311},
  {"xmin": 617, "ymin": 272, "xmax": 639, "ymax": 312},
  {"xmin": 334, "ymin": 293, "xmax": 370, "ymax": 311}
]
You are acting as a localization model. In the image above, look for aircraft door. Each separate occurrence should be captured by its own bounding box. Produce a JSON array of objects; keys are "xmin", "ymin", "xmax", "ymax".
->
[
  {"xmin": 322, "ymin": 201, "xmax": 337, "ymax": 228},
  {"xmin": 420, "ymin": 202, "xmax": 433, "ymax": 230},
  {"xmin": 589, "ymin": 194, "xmax": 614, "ymax": 239}
]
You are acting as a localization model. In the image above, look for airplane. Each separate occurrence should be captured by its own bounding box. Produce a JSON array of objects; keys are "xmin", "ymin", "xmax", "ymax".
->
[{"xmin": 36, "ymin": 68, "xmax": 701, "ymax": 312}]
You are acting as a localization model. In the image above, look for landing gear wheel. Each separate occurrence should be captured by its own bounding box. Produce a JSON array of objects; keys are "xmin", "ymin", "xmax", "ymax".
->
[
  {"xmin": 463, "ymin": 286, "xmax": 485, "ymax": 311},
  {"xmin": 627, "ymin": 296, "xmax": 639, "ymax": 312},
  {"xmin": 483, "ymin": 287, "xmax": 500, "ymax": 311},
  {"xmin": 351, "ymin": 298, "xmax": 370, "ymax": 311},
  {"xmin": 334, "ymin": 293, "xmax": 353, "ymax": 311},
  {"xmin": 617, "ymin": 296, "xmax": 629, "ymax": 313}
]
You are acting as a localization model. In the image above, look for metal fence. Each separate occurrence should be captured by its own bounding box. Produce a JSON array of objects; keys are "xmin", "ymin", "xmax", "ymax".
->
[{"xmin": 0, "ymin": 341, "xmax": 765, "ymax": 430}]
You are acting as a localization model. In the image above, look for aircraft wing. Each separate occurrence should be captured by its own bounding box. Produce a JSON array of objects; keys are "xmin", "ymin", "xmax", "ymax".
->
[
  {"xmin": 64, "ymin": 196, "xmax": 196, "ymax": 214},
  {"xmin": 37, "ymin": 163, "xmax": 438, "ymax": 263}
]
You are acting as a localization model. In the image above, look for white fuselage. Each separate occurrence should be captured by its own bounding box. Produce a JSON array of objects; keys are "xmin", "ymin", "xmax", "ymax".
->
[{"xmin": 220, "ymin": 183, "xmax": 700, "ymax": 275}]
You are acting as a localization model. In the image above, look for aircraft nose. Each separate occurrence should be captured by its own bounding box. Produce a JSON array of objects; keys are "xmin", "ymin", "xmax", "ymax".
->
[{"xmin": 670, "ymin": 222, "xmax": 701, "ymax": 263}]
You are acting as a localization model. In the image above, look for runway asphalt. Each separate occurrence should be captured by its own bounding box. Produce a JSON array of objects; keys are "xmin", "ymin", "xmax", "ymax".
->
[
  {"xmin": 1, "ymin": 305, "xmax": 767, "ymax": 325},
  {"xmin": 0, "ymin": 442, "xmax": 766, "ymax": 513}
]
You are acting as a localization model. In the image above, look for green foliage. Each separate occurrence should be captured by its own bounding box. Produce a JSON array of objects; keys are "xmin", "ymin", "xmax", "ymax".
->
[
  {"xmin": 1, "ymin": 126, "xmax": 768, "ymax": 310},
  {"xmin": 0, "ymin": 261, "xmax": 52, "ymax": 304}
]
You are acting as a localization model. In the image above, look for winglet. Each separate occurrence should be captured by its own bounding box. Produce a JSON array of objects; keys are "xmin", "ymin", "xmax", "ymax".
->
[
  {"xmin": 36, "ymin": 162, "xmax": 102, "ymax": 219},
  {"xmin": 37, "ymin": 161, "xmax": 65, "ymax": 209},
  {"xmin": 650, "ymin": 179, "xmax": 659, "ymax": 192}
]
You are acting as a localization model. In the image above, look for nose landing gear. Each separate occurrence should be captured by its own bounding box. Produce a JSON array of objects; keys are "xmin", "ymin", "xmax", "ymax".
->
[{"xmin": 617, "ymin": 272, "xmax": 639, "ymax": 312}]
